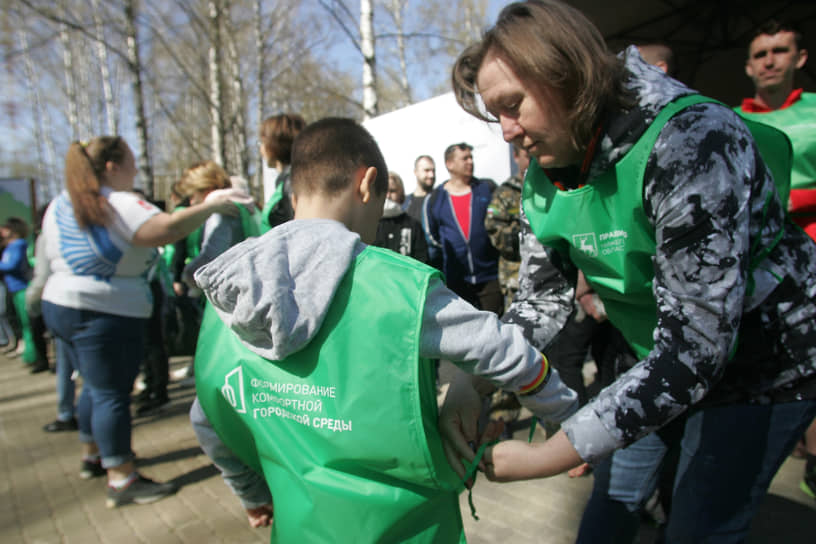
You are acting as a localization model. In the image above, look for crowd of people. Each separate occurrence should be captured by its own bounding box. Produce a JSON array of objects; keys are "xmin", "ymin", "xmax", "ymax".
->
[{"xmin": 6, "ymin": 1, "xmax": 815, "ymax": 541}]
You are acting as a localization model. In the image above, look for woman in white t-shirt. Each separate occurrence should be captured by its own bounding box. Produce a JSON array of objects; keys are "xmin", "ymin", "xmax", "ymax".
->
[{"xmin": 39, "ymin": 136, "xmax": 252, "ymax": 508}]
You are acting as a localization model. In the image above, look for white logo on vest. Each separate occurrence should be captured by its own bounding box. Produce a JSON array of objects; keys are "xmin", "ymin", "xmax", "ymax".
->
[
  {"xmin": 573, "ymin": 233, "xmax": 598, "ymax": 257},
  {"xmin": 222, "ymin": 366, "xmax": 247, "ymax": 414}
]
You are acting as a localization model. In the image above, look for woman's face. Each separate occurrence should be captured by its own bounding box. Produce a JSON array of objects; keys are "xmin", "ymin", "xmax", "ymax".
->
[
  {"xmin": 105, "ymin": 144, "xmax": 139, "ymax": 191},
  {"xmin": 477, "ymin": 52, "xmax": 582, "ymax": 169},
  {"xmin": 386, "ymin": 177, "xmax": 405, "ymax": 205}
]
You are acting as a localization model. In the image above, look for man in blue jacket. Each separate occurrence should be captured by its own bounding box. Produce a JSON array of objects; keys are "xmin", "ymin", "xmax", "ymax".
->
[{"xmin": 423, "ymin": 142, "xmax": 502, "ymax": 314}]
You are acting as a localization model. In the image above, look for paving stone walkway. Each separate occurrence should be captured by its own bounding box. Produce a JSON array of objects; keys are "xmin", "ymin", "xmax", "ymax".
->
[{"xmin": 1, "ymin": 354, "xmax": 812, "ymax": 543}]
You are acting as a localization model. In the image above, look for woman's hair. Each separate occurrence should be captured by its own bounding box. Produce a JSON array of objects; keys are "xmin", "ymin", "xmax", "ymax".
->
[
  {"xmin": 259, "ymin": 113, "xmax": 306, "ymax": 167},
  {"xmin": 452, "ymin": 0, "xmax": 633, "ymax": 152},
  {"xmin": 387, "ymin": 172, "xmax": 406, "ymax": 204},
  {"xmin": 177, "ymin": 160, "xmax": 231, "ymax": 196},
  {"xmin": 64, "ymin": 136, "xmax": 128, "ymax": 228},
  {"xmin": 3, "ymin": 217, "xmax": 29, "ymax": 239}
]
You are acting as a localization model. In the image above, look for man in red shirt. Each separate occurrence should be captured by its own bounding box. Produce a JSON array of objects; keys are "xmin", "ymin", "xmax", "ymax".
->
[
  {"xmin": 737, "ymin": 19, "xmax": 816, "ymax": 502},
  {"xmin": 738, "ymin": 21, "xmax": 815, "ymax": 239},
  {"xmin": 423, "ymin": 143, "xmax": 502, "ymax": 314}
]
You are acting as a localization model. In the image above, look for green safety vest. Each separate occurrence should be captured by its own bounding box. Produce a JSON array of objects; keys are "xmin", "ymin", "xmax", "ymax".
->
[
  {"xmin": 195, "ymin": 246, "xmax": 465, "ymax": 543},
  {"xmin": 237, "ymin": 202, "xmax": 261, "ymax": 239},
  {"xmin": 523, "ymin": 94, "xmax": 788, "ymax": 359},
  {"xmin": 165, "ymin": 205, "xmax": 204, "ymax": 262},
  {"xmin": 260, "ymin": 180, "xmax": 285, "ymax": 234},
  {"xmin": 736, "ymin": 92, "xmax": 816, "ymax": 193},
  {"xmin": 167, "ymin": 203, "xmax": 259, "ymax": 265}
]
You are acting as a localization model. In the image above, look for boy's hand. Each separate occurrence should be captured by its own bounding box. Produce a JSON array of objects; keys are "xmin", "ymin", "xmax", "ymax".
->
[
  {"xmin": 483, "ymin": 440, "xmax": 540, "ymax": 482},
  {"xmin": 484, "ymin": 430, "xmax": 583, "ymax": 482},
  {"xmin": 246, "ymin": 503, "xmax": 274, "ymax": 528},
  {"xmin": 439, "ymin": 369, "xmax": 484, "ymax": 483}
]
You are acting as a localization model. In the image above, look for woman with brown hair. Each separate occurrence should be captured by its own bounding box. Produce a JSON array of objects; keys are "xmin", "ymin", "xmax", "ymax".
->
[
  {"xmin": 38, "ymin": 136, "xmax": 251, "ymax": 508},
  {"xmin": 258, "ymin": 113, "xmax": 306, "ymax": 232},
  {"xmin": 177, "ymin": 160, "xmax": 259, "ymax": 287}
]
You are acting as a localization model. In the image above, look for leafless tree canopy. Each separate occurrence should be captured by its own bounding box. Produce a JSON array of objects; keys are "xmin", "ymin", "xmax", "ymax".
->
[{"xmin": 2, "ymin": 0, "xmax": 491, "ymax": 201}]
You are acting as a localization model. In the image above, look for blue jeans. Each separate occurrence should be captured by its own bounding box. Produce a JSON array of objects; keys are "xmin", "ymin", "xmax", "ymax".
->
[
  {"xmin": 42, "ymin": 301, "xmax": 145, "ymax": 468},
  {"xmin": 665, "ymin": 399, "xmax": 816, "ymax": 543},
  {"xmin": 55, "ymin": 338, "xmax": 77, "ymax": 422},
  {"xmin": 576, "ymin": 432, "xmax": 667, "ymax": 544}
]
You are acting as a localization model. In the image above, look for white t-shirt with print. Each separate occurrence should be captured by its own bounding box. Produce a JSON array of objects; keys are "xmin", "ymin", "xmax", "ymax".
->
[{"xmin": 42, "ymin": 187, "xmax": 161, "ymax": 318}]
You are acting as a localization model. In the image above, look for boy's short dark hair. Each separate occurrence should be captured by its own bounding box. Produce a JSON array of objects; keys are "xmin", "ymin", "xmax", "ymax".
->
[
  {"xmin": 291, "ymin": 118, "xmax": 389, "ymax": 198},
  {"xmin": 444, "ymin": 143, "xmax": 473, "ymax": 163}
]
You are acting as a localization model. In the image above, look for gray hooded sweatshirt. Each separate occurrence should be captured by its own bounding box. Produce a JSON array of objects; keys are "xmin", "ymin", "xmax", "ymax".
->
[{"xmin": 190, "ymin": 218, "xmax": 578, "ymax": 507}]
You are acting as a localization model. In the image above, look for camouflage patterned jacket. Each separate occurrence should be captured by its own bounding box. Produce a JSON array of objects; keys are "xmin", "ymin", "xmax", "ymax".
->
[
  {"xmin": 485, "ymin": 175, "xmax": 523, "ymax": 296},
  {"xmin": 506, "ymin": 46, "xmax": 816, "ymax": 464}
]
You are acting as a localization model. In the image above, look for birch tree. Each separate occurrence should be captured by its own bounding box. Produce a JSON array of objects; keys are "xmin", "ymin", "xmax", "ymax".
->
[
  {"xmin": 208, "ymin": 0, "xmax": 226, "ymax": 168},
  {"xmin": 91, "ymin": 0, "xmax": 118, "ymax": 135},
  {"xmin": 17, "ymin": 28, "xmax": 59, "ymax": 202},
  {"xmin": 224, "ymin": 6, "xmax": 250, "ymax": 181},
  {"xmin": 254, "ymin": 0, "xmax": 264, "ymax": 194},
  {"xmin": 58, "ymin": 15, "xmax": 80, "ymax": 141},
  {"xmin": 124, "ymin": 0, "xmax": 155, "ymax": 196},
  {"xmin": 360, "ymin": 0, "xmax": 377, "ymax": 119}
]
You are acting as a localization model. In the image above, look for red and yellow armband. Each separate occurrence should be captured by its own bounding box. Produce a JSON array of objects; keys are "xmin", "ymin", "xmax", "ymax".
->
[{"xmin": 518, "ymin": 353, "xmax": 550, "ymax": 396}]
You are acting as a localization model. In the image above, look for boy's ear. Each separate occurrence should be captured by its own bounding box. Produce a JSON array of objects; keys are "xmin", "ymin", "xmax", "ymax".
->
[{"xmin": 357, "ymin": 166, "xmax": 379, "ymax": 204}]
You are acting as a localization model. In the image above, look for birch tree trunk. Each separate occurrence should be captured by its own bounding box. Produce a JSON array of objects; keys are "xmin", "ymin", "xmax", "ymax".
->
[
  {"xmin": 254, "ymin": 0, "xmax": 265, "ymax": 199},
  {"xmin": 360, "ymin": 0, "xmax": 378, "ymax": 120},
  {"xmin": 18, "ymin": 29, "xmax": 56, "ymax": 204},
  {"xmin": 391, "ymin": 0, "xmax": 411, "ymax": 104},
  {"xmin": 209, "ymin": 0, "xmax": 226, "ymax": 167},
  {"xmin": 76, "ymin": 43, "xmax": 94, "ymax": 139},
  {"xmin": 124, "ymin": 0, "xmax": 154, "ymax": 197},
  {"xmin": 58, "ymin": 17, "xmax": 80, "ymax": 141},
  {"xmin": 225, "ymin": 25, "xmax": 250, "ymax": 181},
  {"xmin": 91, "ymin": 0, "xmax": 118, "ymax": 135}
]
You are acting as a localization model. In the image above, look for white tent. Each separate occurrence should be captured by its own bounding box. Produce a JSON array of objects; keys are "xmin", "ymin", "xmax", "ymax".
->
[{"xmin": 363, "ymin": 92, "xmax": 514, "ymax": 194}]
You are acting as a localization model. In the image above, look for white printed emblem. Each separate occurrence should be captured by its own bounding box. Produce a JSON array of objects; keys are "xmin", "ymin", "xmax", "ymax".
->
[
  {"xmin": 573, "ymin": 233, "xmax": 598, "ymax": 257},
  {"xmin": 221, "ymin": 366, "xmax": 247, "ymax": 414}
]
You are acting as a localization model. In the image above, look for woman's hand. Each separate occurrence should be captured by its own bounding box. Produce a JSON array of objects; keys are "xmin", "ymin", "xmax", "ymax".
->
[{"xmin": 203, "ymin": 188, "xmax": 255, "ymax": 216}]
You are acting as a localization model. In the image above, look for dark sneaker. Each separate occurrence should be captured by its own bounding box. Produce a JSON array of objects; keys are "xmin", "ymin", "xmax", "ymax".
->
[
  {"xmin": 801, "ymin": 471, "xmax": 816, "ymax": 500},
  {"xmin": 79, "ymin": 459, "xmax": 106, "ymax": 480},
  {"xmin": 106, "ymin": 475, "xmax": 178, "ymax": 508},
  {"xmin": 43, "ymin": 417, "xmax": 78, "ymax": 432}
]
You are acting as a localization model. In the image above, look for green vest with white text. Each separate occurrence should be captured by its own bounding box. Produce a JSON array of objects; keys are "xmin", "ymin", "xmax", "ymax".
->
[
  {"xmin": 523, "ymin": 94, "xmax": 788, "ymax": 359},
  {"xmin": 194, "ymin": 246, "xmax": 465, "ymax": 543},
  {"xmin": 736, "ymin": 92, "xmax": 816, "ymax": 193}
]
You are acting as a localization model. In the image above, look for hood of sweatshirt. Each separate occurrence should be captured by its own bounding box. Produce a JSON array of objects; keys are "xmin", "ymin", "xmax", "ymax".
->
[
  {"xmin": 194, "ymin": 219, "xmax": 365, "ymax": 361},
  {"xmin": 586, "ymin": 46, "xmax": 695, "ymax": 178}
]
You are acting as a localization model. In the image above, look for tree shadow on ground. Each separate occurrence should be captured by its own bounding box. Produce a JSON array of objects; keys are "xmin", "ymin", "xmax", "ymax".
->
[
  {"xmin": 136, "ymin": 446, "xmax": 203, "ymax": 468},
  {"xmin": 168, "ymin": 463, "xmax": 220, "ymax": 488}
]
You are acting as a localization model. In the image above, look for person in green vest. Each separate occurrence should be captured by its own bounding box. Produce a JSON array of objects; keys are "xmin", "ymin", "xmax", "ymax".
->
[
  {"xmin": 0, "ymin": 217, "xmax": 48, "ymax": 372},
  {"xmin": 259, "ymin": 113, "xmax": 306, "ymax": 233},
  {"xmin": 178, "ymin": 160, "xmax": 260, "ymax": 289},
  {"xmin": 737, "ymin": 18, "xmax": 816, "ymax": 505},
  {"xmin": 190, "ymin": 117, "xmax": 579, "ymax": 542},
  {"xmin": 170, "ymin": 161, "xmax": 260, "ymax": 388},
  {"xmin": 440, "ymin": 1, "xmax": 816, "ymax": 541},
  {"xmin": 737, "ymin": 19, "xmax": 814, "ymax": 240}
]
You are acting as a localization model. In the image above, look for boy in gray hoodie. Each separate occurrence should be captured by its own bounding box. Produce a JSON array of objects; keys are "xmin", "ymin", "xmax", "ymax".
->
[{"xmin": 189, "ymin": 118, "xmax": 577, "ymax": 541}]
